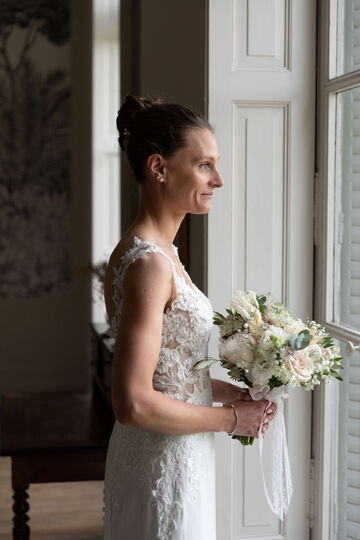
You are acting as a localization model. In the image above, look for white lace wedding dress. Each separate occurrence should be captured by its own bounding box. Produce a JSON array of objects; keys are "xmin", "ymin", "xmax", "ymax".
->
[{"xmin": 102, "ymin": 236, "xmax": 216, "ymax": 540}]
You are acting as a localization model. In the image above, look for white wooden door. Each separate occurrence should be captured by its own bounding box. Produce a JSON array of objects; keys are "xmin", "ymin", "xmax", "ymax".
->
[{"xmin": 207, "ymin": 1, "xmax": 316, "ymax": 538}]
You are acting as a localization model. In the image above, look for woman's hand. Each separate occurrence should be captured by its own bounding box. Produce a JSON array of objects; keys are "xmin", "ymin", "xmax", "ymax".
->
[
  {"xmin": 211, "ymin": 378, "xmax": 251, "ymax": 404},
  {"xmin": 223, "ymin": 398, "xmax": 278, "ymax": 438}
]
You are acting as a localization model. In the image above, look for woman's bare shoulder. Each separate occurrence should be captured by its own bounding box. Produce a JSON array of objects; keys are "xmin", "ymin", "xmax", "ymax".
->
[
  {"xmin": 104, "ymin": 233, "xmax": 173, "ymax": 315},
  {"xmin": 108, "ymin": 232, "xmax": 138, "ymax": 267}
]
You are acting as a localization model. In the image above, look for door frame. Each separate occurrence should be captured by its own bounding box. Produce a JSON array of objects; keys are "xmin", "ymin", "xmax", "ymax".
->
[{"xmin": 313, "ymin": 0, "xmax": 360, "ymax": 537}]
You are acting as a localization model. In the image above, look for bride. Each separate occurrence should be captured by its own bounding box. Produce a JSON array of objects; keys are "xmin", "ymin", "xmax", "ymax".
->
[{"xmin": 102, "ymin": 95, "xmax": 277, "ymax": 539}]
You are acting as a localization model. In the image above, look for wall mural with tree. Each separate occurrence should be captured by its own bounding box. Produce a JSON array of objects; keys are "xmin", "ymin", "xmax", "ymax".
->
[{"xmin": 0, "ymin": 0, "xmax": 71, "ymax": 296}]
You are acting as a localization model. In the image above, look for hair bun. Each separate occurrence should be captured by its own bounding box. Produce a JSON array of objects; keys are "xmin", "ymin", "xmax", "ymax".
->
[{"xmin": 116, "ymin": 95, "xmax": 162, "ymax": 151}]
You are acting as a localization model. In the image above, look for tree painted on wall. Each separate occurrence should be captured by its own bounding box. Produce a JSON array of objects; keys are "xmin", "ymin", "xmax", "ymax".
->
[{"xmin": 0, "ymin": 0, "xmax": 71, "ymax": 296}]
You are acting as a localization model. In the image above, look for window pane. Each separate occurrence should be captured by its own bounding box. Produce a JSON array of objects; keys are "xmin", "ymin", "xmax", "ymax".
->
[
  {"xmin": 329, "ymin": 341, "xmax": 360, "ymax": 539},
  {"xmin": 336, "ymin": 0, "xmax": 360, "ymax": 77},
  {"xmin": 333, "ymin": 87, "xmax": 360, "ymax": 332}
]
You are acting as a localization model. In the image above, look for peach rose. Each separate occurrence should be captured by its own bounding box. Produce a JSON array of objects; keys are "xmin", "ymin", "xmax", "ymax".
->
[{"xmin": 287, "ymin": 350, "xmax": 313, "ymax": 382}]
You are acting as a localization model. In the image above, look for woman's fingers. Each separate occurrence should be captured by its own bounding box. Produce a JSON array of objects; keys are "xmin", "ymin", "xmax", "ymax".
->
[
  {"xmin": 265, "ymin": 401, "xmax": 278, "ymax": 421},
  {"xmin": 225, "ymin": 397, "xmax": 279, "ymax": 437}
]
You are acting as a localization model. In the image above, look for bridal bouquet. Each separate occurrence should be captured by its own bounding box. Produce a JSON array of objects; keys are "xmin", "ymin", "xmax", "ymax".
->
[
  {"xmin": 194, "ymin": 290, "xmax": 342, "ymax": 445},
  {"xmin": 193, "ymin": 290, "xmax": 342, "ymax": 519}
]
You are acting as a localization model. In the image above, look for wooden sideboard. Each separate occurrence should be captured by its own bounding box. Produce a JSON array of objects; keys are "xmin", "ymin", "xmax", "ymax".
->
[
  {"xmin": 0, "ymin": 389, "xmax": 114, "ymax": 540},
  {"xmin": 0, "ymin": 324, "xmax": 116, "ymax": 539}
]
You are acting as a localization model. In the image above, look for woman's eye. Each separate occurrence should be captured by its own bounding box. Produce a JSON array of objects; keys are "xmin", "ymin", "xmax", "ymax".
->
[{"xmin": 200, "ymin": 162, "xmax": 210, "ymax": 170}]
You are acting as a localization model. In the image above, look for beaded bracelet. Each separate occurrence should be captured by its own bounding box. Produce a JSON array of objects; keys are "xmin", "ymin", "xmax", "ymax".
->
[{"xmin": 223, "ymin": 403, "xmax": 238, "ymax": 435}]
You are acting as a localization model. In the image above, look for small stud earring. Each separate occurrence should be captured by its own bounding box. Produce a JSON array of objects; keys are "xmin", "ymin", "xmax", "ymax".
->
[{"xmin": 157, "ymin": 176, "xmax": 164, "ymax": 183}]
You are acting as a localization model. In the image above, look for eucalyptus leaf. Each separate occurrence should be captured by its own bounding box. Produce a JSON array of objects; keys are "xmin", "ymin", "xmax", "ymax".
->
[{"xmin": 293, "ymin": 330, "xmax": 312, "ymax": 350}]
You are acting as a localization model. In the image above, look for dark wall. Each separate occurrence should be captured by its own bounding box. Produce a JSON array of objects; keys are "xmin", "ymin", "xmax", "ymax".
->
[
  {"xmin": 120, "ymin": 0, "xmax": 208, "ymax": 291},
  {"xmin": 0, "ymin": 1, "xmax": 92, "ymax": 392}
]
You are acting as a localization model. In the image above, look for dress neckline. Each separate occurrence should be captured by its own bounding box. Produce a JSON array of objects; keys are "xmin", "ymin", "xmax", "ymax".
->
[
  {"xmin": 115, "ymin": 235, "xmax": 184, "ymax": 272},
  {"xmin": 115, "ymin": 234, "xmax": 195, "ymax": 289},
  {"xmin": 132, "ymin": 235, "xmax": 179, "ymax": 261}
]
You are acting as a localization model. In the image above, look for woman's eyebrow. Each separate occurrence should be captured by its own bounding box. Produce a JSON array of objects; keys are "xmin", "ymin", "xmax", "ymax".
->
[{"xmin": 196, "ymin": 154, "xmax": 220, "ymax": 161}]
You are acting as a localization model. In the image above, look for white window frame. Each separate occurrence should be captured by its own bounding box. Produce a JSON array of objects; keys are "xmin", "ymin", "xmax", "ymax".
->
[{"xmin": 313, "ymin": 0, "xmax": 360, "ymax": 537}]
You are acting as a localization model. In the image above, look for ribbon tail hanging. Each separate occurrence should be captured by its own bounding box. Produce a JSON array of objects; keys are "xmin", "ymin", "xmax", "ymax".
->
[{"xmin": 257, "ymin": 393, "xmax": 293, "ymax": 520}]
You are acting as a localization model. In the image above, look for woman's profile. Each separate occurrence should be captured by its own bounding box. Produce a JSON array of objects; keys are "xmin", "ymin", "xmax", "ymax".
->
[{"xmin": 101, "ymin": 95, "xmax": 277, "ymax": 539}]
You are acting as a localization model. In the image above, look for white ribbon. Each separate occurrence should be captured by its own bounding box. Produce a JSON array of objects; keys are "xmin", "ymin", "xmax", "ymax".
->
[{"xmin": 248, "ymin": 385, "xmax": 293, "ymax": 520}]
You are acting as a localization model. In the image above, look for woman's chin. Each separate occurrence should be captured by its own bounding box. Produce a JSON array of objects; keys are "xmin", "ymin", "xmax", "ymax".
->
[
  {"xmin": 196, "ymin": 200, "xmax": 213, "ymax": 214},
  {"xmin": 185, "ymin": 200, "xmax": 212, "ymax": 215},
  {"xmin": 192, "ymin": 207, "xmax": 212, "ymax": 215}
]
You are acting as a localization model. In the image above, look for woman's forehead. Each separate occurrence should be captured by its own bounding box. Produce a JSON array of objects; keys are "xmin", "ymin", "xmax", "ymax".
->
[{"xmin": 183, "ymin": 129, "xmax": 219, "ymax": 159}]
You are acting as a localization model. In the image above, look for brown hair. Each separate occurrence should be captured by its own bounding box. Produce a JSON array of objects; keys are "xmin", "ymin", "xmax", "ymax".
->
[{"xmin": 116, "ymin": 95, "xmax": 213, "ymax": 183}]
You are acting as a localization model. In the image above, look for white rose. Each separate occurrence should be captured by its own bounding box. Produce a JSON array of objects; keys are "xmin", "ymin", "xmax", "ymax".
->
[
  {"xmin": 246, "ymin": 290, "xmax": 259, "ymax": 309},
  {"xmin": 284, "ymin": 319, "xmax": 307, "ymax": 337},
  {"xmin": 231, "ymin": 290, "xmax": 260, "ymax": 320},
  {"xmin": 219, "ymin": 333, "xmax": 254, "ymax": 369}
]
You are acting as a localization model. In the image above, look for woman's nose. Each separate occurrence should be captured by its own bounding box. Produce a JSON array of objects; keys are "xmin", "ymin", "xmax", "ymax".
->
[{"xmin": 212, "ymin": 168, "xmax": 224, "ymax": 188}]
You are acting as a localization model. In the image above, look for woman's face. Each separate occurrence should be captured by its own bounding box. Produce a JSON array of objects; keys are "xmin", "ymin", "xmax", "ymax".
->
[{"xmin": 161, "ymin": 128, "xmax": 224, "ymax": 215}]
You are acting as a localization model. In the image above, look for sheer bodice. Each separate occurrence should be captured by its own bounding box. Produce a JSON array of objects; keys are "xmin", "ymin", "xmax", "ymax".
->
[
  {"xmin": 102, "ymin": 236, "xmax": 216, "ymax": 540},
  {"xmin": 109, "ymin": 235, "xmax": 214, "ymax": 405}
]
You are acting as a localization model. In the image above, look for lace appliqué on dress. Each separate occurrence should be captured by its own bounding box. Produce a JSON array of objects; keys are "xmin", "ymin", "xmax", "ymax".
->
[
  {"xmin": 105, "ymin": 422, "xmax": 212, "ymax": 538},
  {"xmin": 103, "ymin": 236, "xmax": 214, "ymax": 539}
]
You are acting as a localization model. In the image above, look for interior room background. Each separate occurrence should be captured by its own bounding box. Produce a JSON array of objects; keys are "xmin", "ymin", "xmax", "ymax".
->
[{"xmin": 0, "ymin": 1, "xmax": 359, "ymax": 539}]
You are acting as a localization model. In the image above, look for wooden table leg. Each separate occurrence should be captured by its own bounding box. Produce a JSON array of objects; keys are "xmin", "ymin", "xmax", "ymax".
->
[
  {"xmin": 11, "ymin": 456, "xmax": 30, "ymax": 540},
  {"xmin": 12, "ymin": 489, "xmax": 29, "ymax": 540}
]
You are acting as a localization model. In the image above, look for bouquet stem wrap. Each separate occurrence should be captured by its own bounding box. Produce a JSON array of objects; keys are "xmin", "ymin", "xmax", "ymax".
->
[{"xmin": 249, "ymin": 386, "xmax": 293, "ymax": 520}]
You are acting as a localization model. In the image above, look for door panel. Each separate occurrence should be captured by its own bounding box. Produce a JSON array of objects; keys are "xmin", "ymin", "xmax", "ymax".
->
[{"xmin": 208, "ymin": 1, "xmax": 316, "ymax": 538}]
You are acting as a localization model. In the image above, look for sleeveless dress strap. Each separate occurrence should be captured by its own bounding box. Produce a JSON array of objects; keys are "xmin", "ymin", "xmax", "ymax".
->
[
  {"xmin": 122, "ymin": 236, "xmax": 180, "ymax": 284},
  {"xmin": 110, "ymin": 236, "xmax": 180, "ymax": 337}
]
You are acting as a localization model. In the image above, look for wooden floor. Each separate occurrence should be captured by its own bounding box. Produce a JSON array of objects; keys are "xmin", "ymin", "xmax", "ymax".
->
[{"xmin": 0, "ymin": 457, "xmax": 104, "ymax": 540}]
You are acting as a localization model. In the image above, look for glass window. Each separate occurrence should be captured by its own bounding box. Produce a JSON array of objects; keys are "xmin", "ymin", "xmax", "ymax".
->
[
  {"xmin": 336, "ymin": 0, "xmax": 360, "ymax": 77},
  {"xmin": 333, "ymin": 86, "xmax": 360, "ymax": 332},
  {"xmin": 329, "ymin": 340, "xmax": 360, "ymax": 539}
]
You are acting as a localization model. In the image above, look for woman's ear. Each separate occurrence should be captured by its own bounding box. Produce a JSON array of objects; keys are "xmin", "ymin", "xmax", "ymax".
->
[{"xmin": 147, "ymin": 153, "xmax": 165, "ymax": 180}]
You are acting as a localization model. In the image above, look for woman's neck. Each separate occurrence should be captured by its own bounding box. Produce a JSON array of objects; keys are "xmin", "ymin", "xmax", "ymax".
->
[{"xmin": 132, "ymin": 188, "xmax": 185, "ymax": 247}]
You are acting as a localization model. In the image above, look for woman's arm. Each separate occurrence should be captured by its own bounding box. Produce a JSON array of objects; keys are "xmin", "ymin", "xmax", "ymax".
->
[{"xmin": 109, "ymin": 252, "xmax": 274, "ymax": 437}]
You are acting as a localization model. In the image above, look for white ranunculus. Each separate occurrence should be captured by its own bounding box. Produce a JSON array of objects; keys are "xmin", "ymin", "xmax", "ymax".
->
[
  {"xmin": 219, "ymin": 333, "xmax": 254, "ymax": 369},
  {"xmin": 307, "ymin": 344, "xmax": 322, "ymax": 364}
]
